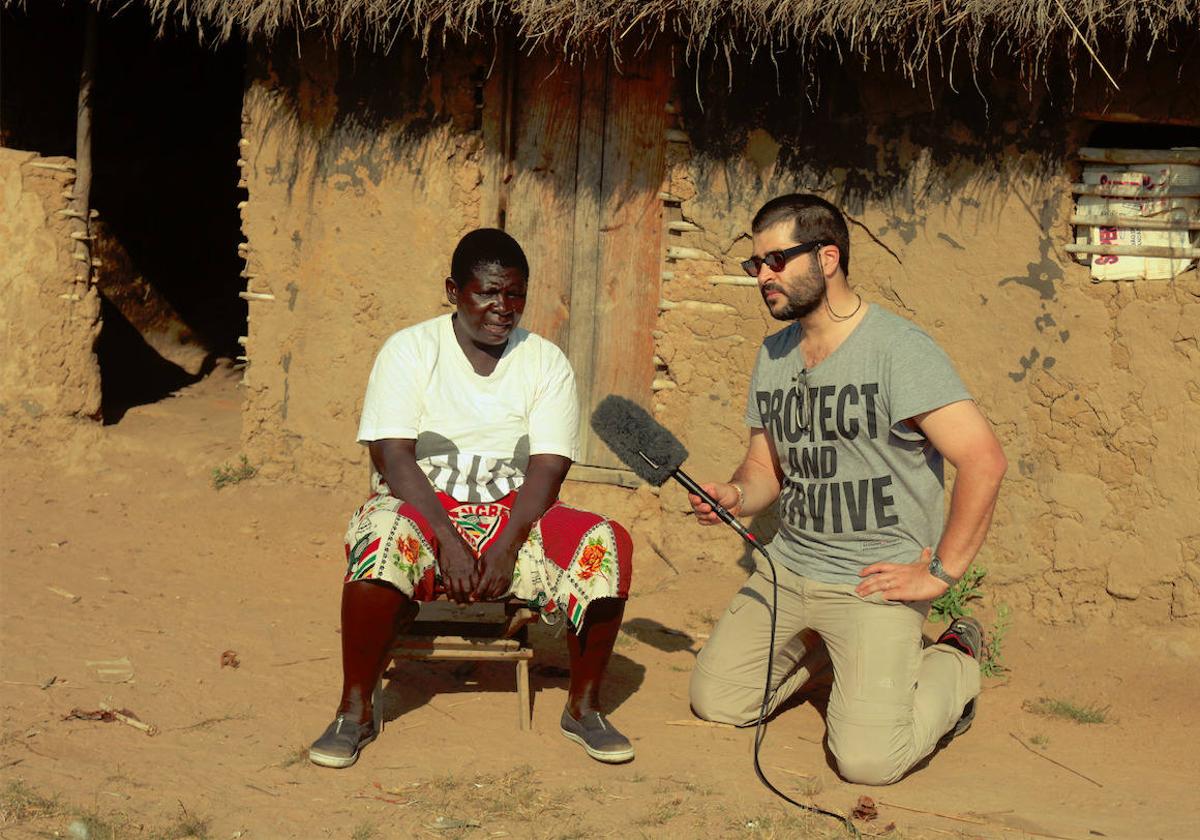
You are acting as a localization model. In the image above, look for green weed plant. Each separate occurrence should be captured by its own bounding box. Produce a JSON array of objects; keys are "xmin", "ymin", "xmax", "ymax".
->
[
  {"xmin": 980, "ymin": 603, "xmax": 1011, "ymax": 677},
  {"xmin": 931, "ymin": 565, "xmax": 1011, "ymax": 677},
  {"xmin": 930, "ymin": 565, "xmax": 986, "ymax": 621},
  {"xmin": 1023, "ymin": 697, "xmax": 1109, "ymax": 724},
  {"xmin": 211, "ymin": 455, "xmax": 257, "ymax": 489}
]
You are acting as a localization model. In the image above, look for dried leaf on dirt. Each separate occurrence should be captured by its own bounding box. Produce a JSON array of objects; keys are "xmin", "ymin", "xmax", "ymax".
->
[
  {"xmin": 220, "ymin": 649, "xmax": 240, "ymax": 668},
  {"xmin": 852, "ymin": 795, "xmax": 879, "ymax": 821}
]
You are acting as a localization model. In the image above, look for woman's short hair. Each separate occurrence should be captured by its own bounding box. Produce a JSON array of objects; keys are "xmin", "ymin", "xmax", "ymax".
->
[
  {"xmin": 752, "ymin": 194, "xmax": 851, "ymax": 277},
  {"xmin": 450, "ymin": 228, "xmax": 530, "ymax": 288}
]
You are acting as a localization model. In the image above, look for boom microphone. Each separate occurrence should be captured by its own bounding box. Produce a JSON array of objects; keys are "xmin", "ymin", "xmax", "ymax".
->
[{"xmin": 590, "ymin": 395, "xmax": 767, "ymax": 558}]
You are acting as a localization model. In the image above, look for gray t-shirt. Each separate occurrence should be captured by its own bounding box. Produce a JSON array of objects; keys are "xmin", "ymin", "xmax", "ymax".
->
[{"xmin": 744, "ymin": 305, "xmax": 972, "ymax": 585}]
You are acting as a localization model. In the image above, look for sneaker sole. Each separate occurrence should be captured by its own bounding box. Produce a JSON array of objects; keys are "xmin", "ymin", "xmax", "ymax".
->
[
  {"xmin": 560, "ymin": 728, "xmax": 635, "ymax": 764},
  {"xmin": 308, "ymin": 747, "xmax": 360, "ymax": 769},
  {"xmin": 309, "ymin": 731, "xmax": 376, "ymax": 769}
]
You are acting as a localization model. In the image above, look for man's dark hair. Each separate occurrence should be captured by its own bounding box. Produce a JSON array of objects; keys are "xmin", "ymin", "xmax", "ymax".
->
[
  {"xmin": 752, "ymin": 194, "xmax": 850, "ymax": 277},
  {"xmin": 450, "ymin": 228, "xmax": 530, "ymax": 288}
]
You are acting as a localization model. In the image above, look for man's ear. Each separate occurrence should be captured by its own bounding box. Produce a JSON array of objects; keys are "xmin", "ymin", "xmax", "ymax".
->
[
  {"xmin": 820, "ymin": 245, "xmax": 841, "ymax": 278},
  {"xmin": 445, "ymin": 276, "xmax": 459, "ymax": 305}
]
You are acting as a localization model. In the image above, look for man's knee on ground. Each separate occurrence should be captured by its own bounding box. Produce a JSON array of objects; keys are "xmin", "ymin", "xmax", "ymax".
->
[
  {"xmin": 831, "ymin": 746, "xmax": 906, "ymax": 786},
  {"xmin": 688, "ymin": 667, "xmax": 760, "ymax": 726}
]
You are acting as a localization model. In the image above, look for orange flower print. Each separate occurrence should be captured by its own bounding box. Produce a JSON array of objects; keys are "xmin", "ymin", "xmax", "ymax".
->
[
  {"xmin": 577, "ymin": 543, "xmax": 607, "ymax": 580},
  {"xmin": 397, "ymin": 535, "xmax": 421, "ymax": 565}
]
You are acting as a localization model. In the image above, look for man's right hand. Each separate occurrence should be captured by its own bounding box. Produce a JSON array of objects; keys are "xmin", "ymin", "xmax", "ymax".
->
[
  {"xmin": 438, "ymin": 534, "xmax": 478, "ymax": 604},
  {"xmin": 687, "ymin": 482, "xmax": 742, "ymax": 525}
]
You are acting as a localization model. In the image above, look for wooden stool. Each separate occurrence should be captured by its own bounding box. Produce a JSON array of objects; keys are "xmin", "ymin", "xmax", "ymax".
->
[{"xmin": 380, "ymin": 599, "xmax": 537, "ymax": 730}]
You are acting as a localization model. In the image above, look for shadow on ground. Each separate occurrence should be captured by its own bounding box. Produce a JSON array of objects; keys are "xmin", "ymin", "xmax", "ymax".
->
[{"xmin": 378, "ymin": 648, "xmax": 646, "ymax": 726}]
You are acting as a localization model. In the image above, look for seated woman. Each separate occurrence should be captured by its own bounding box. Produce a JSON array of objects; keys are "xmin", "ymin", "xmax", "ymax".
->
[{"xmin": 309, "ymin": 228, "xmax": 635, "ymax": 768}]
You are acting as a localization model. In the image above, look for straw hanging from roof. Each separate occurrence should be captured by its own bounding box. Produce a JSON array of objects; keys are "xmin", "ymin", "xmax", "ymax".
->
[{"xmin": 3, "ymin": 0, "xmax": 1196, "ymax": 86}]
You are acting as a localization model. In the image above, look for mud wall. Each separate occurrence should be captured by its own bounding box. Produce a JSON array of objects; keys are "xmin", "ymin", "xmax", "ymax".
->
[
  {"xmin": 653, "ymin": 52, "xmax": 1200, "ymax": 628},
  {"xmin": 0, "ymin": 149, "xmax": 102, "ymax": 441},
  {"xmin": 240, "ymin": 39, "xmax": 1199, "ymax": 627},
  {"xmin": 238, "ymin": 36, "xmax": 490, "ymax": 488}
]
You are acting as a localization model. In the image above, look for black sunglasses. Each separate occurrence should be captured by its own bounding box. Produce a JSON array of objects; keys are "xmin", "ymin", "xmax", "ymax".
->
[{"xmin": 741, "ymin": 240, "xmax": 831, "ymax": 277}]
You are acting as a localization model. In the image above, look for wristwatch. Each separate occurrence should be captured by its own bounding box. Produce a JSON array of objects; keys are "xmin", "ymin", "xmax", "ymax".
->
[{"xmin": 928, "ymin": 554, "xmax": 959, "ymax": 586}]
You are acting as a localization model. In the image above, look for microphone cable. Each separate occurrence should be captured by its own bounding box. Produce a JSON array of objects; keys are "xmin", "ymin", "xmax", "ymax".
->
[
  {"xmin": 585, "ymin": 395, "xmax": 858, "ymax": 834},
  {"xmin": 745, "ymin": 539, "xmax": 861, "ymax": 839}
]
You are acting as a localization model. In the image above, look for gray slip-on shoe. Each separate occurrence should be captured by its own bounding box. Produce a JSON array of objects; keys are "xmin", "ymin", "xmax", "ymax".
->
[
  {"xmin": 560, "ymin": 708, "xmax": 635, "ymax": 764},
  {"xmin": 309, "ymin": 715, "xmax": 376, "ymax": 769}
]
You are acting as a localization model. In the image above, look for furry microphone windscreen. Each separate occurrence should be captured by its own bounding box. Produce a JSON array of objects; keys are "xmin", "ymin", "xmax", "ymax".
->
[{"xmin": 590, "ymin": 395, "xmax": 689, "ymax": 487}]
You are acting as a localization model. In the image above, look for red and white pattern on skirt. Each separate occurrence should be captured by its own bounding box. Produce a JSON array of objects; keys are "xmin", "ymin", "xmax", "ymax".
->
[{"xmin": 343, "ymin": 490, "xmax": 632, "ymax": 632}]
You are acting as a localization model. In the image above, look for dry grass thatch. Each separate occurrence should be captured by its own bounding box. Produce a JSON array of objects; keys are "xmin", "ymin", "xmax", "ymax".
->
[{"xmin": 6, "ymin": 0, "xmax": 1198, "ymax": 85}]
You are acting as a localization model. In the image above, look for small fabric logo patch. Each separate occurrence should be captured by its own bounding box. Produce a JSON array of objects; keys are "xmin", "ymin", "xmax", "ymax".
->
[{"xmin": 449, "ymin": 502, "xmax": 510, "ymax": 553}]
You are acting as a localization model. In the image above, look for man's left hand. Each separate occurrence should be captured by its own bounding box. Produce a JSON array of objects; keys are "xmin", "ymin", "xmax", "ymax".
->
[
  {"xmin": 474, "ymin": 540, "xmax": 519, "ymax": 601},
  {"xmin": 856, "ymin": 548, "xmax": 950, "ymax": 602}
]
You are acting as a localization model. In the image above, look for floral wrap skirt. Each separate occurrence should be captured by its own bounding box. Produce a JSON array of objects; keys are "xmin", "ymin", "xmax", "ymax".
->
[{"xmin": 343, "ymin": 491, "xmax": 633, "ymax": 632}]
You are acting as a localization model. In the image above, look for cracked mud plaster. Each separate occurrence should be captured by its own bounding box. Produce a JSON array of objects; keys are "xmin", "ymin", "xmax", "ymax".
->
[
  {"xmin": 237, "ymin": 43, "xmax": 485, "ymax": 489},
  {"xmin": 1010, "ymin": 292, "xmax": 1200, "ymax": 626}
]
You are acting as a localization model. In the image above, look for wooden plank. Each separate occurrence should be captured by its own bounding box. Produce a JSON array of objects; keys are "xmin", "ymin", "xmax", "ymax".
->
[
  {"xmin": 566, "ymin": 56, "xmax": 610, "ymax": 465},
  {"xmin": 584, "ymin": 49, "xmax": 670, "ymax": 468},
  {"xmin": 391, "ymin": 647, "xmax": 532, "ymax": 661},
  {"xmin": 1069, "ymin": 214, "xmax": 1200, "ymax": 230},
  {"xmin": 479, "ymin": 32, "xmax": 515, "ymax": 229},
  {"xmin": 393, "ymin": 635, "xmax": 523, "ymax": 650},
  {"xmin": 709, "ymin": 275, "xmax": 758, "ymax": 286},
  {"xmin": 413, "ymin": 601, "xmax": 510, "ymax": 622},
  {"xmin": 1064, "ymin": 244, "xmax": 1200, "ymax": 258},
  {"xmin": 1071, "ymin": 184, "xmax": 1200, "ymax": 198},
  {"xmin": 1079, "ymin": 111, "xmax": 1200, "ymax": 128},
  {"xmin": 566, "ymin": 464, "xmax": 642, "ymax": 488},
  {"xmin": 71, "ymin": 7, "xmax": 98, "ymax": 290},
  {"xmin": 1079, "ymin": 147, "xmax": 1200, "ymax": 165},
  {"xmin": 504, "ymin": 49, "xmax": 582, "ymax": 352}
]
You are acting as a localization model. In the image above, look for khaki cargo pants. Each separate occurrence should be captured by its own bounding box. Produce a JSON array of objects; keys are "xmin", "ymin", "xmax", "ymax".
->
[{"xmin": 689, "ymin": 563, "xmax": 980, "ymax": 785}]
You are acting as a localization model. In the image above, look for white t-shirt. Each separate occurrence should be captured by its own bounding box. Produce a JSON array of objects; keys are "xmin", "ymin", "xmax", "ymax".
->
[{"xmin": 357, "ymin": 313, "xmax": 579, "ymax": 503}]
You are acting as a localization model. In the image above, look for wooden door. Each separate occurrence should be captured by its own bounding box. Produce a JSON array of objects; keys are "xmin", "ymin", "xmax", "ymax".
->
[{"xmin": 484, "ymin": 46, "xmax": 668, "ymax": 473}]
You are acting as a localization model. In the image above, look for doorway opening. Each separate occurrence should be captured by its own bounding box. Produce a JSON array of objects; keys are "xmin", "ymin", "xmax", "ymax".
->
[
  {"xmin": 1, "ymin": 2, "xmax": 247, "ymax": 423},
  {"xmin": 90, "ymin": 8, "xmax": 246, "ymax": 422}
]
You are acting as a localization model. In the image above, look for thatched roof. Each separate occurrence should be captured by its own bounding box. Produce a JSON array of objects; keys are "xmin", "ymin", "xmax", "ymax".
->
[{"xmin": 11, "ymin": 1, "xmax": 1200, "ymax": 83}]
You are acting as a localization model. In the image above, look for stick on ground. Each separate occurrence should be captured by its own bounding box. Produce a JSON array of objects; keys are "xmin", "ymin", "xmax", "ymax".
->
[
  {"xmin": 1010, "ymin": 732, "xmax": 1104, "ymax": 788},
  {"xmin": 99, "ymin": 703, "xmax": 159, "ymax": 736}
]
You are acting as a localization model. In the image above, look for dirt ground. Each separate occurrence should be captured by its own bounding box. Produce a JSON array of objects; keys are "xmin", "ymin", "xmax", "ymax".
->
[{"xmin": 2, "ymin": 369, "xmax": 1198, "ymax": 840}]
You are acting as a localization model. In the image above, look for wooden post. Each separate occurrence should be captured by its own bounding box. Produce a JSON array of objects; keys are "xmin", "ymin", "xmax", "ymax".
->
[
  {"xmin": 516, "ymin": 658, "xmax": 531, "ymax": 731},
  {"xmin": 71, "ymin": 6, "xmax": 98, "ymax": 291}
]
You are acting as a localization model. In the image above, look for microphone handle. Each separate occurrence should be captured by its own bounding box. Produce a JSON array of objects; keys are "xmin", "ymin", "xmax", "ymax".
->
[{"xmin": 670, "ymin": 466, "xmax": 770, "ymax": 558}]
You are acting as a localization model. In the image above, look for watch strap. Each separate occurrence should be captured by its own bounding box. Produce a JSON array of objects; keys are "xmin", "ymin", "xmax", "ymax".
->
[{"xmin": 929, "ymin": 554, "xmax": 959, "ymax": 586}]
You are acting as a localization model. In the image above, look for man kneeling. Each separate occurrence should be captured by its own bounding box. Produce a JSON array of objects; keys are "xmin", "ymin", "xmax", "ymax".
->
[
  {"xmin": 686, "ymin": 195, "xmax": 1007, "ymax": 785},
  {"xmin": 310, "ymin": 229, "xmax": 634, "ymax": 768}
]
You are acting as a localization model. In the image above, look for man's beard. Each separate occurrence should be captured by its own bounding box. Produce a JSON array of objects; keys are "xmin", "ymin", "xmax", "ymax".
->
[{"xmin": 763, "ymin": 262, "xmax": 824, "ymax": 321}]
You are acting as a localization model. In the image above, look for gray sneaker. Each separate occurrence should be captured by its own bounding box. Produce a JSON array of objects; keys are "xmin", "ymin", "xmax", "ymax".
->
[
  {"xmin": 938, "ymin": 616, "xmax": 984, "ymax": 661},
  {"xmin": 309, "ymin": 715, "xmax": 376, "ymax": 768},
  {"xmin": 936, "ymin": 617, "xmax": 984, "ymax": 745},
  {"xmin": 560, "ymin": 708, "xmax": 635, "ymax": 764}
]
